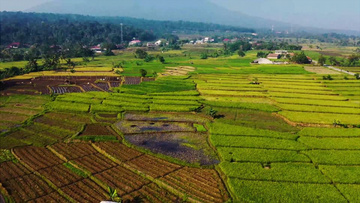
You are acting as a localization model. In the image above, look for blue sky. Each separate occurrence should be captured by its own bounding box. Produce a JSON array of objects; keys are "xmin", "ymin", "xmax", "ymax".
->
[{"xmin": 1, "ymin": 0, "xmax": 359, "ymax": 31}]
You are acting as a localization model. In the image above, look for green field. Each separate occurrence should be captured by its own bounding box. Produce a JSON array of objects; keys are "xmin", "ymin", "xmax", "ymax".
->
[{"xmin": 1, "ymin": 47, "xmax": 360, "ymax": 202}]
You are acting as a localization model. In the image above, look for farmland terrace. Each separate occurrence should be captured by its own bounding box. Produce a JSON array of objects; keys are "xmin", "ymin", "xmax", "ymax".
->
[{"xmin": 1, "ymin": 50, "xmax": 360, "ymax": 202}]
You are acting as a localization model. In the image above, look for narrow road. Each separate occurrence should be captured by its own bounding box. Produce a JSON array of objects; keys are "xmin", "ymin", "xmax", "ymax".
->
[{"xmin": 325, "ymin": 65, "xmax": 356, "ymax": 76}]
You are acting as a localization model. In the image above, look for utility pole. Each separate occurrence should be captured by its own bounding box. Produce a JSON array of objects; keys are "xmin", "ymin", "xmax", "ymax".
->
[{"xmin": 120, "ymin": 23, "xmax": 124, "ymax": 44}]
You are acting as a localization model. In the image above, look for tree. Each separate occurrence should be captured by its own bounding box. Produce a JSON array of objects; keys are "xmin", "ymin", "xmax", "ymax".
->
[
  {"xmin": 159, "ymin": 56, "xmax": 165, "ymax": 64},
  {"xmin": 329, "ymin": 56, "xmax": 338, "ymax": 66},
  {"xmin": 135, "ymin": 49, "xmax": 148, "ymax": 59},
  {"xmin": 291, "ymin": 52, "xmax": 311, "ymax": 64},
  {"xmin": 140, "ymin": 69, "xmax": 147, "ymax": 77},
  {"xmin": 238, "ymin": 50, "xmax": 246, "ymax": 57},
  {"xmin": 257, "ymin": 52, "xmax": 268, "ymax": 58},
  {"xmin": 318, "ymin": 55, "xmax": 327, "ymax": 66},
  {"xmin": 200, "ymin": 53, "xmax": 208, "ymax": 59}
]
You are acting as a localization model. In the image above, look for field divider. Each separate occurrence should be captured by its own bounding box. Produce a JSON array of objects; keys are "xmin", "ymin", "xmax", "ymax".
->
[
  {"xmin": 272, "ymin": 113, "xmax": 333, "ymax": 128},
  {"xmin": 10, "ymin": 148, "xmax": 77, "ymax": 203},
  {"xmin": 228, "ymin": 177, "xmax": 332, "ymax": 185},
  {"xmin": 76, "ymin": 85, "xmax": 86, "ymax": 92},
  {"xmin": 0, "ymin": 182, "xmax": 13, "ymax": 202},
  {"xmin": 212, "ymin": 134, "xmax": 297, "ymax": 141},
  {"xmin": 276, "ymin": 101, "xmax": 360, "ymax": 109},
  {"xmin": 276, "ymin": 108, "xmax": 360, "ymax": 115},
  {"xmin": 298, "ymin": 151, "xmax": 351, "ymax": 202},
  {"xmin": 91, "ymin": 143, "xmax": 202, "ymax": 203},
  {"xmin": 91, "ymin": 83, "xmax": 106, "ymax": 92}
]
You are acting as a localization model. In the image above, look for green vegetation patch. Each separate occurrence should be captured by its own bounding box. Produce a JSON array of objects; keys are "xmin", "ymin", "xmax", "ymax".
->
[
  {"xmin": 202, "ymin": 101, "xmax": 279, "ymax": 112},
  {"xmin": 299, "ymin": 127, "xmax": 360, "ymax": 137},
  {"xmin": 0, "ymin": 149, "xmax": 15, "ymax": 162},
  {"xmin": 210, "ymin": 123, "xmax": 298, "ymax": 140},
  {"xmin": 220, "ymin": 162, "xmax": 330, "ymax": 183},
  {"xmin": 304, "ymin": 150, "xmax": 360, "ymax": 165},
  {"xmin": 63, "ymin": 163, "xmax": 88, "ymax": 178},
  {"xmin": 193, "ymin": 124, "xmax": 207, "ymax": 132},
  {"xmin": 298, "ymin": 137, "xmax": 360, "ymax": 150},
  {"xmin": 217, "ymin": 147, "xmax": 310, "ymax": 163},
  {"xmin": 337, "ymin": 184, "xmax": 360, "ymax": 203},
  {"xmin": 319, "ymin": 165, "xmax": 360, "ymax": 184},
  {"xmin": 228, "ymin": 179, "xmax": 346, "ymax": 202},
  {"xmin": 211, "ymin": 135, "xmax": 307, "ymax": 150},
  {"xmin": 46, "ymin": 101, "xmax": 90, "ymax": 112},
  {"xmin": 279, "ymin": 111, "xmax": 360, "ymax": 125}
]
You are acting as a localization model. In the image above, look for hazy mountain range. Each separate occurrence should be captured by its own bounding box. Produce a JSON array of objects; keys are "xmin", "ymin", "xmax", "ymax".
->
[{"xmin": 27, "ymin": 0, "xmax": 360, "ymax": 35}]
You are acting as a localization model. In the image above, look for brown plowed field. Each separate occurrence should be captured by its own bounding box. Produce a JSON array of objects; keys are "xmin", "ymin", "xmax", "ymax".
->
[
  {"xmin": 94, "ymin": 142, "xmax": 143, "ymax": 162},
  {"xmin": 61, "ymin": 179, "xmax": 108, "ymax": 202},
  {"xmin": 0, "ymin": 161, "xmax": 31, "ymax": 182},
  {"xmin": 38, "ymin": 164, "xmax": 83, "ymax": 188},
  {"xmin": 122, "ymin": 183, "xmax": 179, "ymax": 203},
  {"xmin": 74, "ymin": 153, "xmax": 117, "ymax": 174},
  {"xmin": 80, "ymin": 124, "xmax": 114, "ymax": 136},
  {"xmin": 50, "ymin": 143, "xmax": 98, "ymax": 160},
  {"xmin": 3, "ymin": 174, "xmax": 55, "ymax": 202},
  {"xmin": 94, "ymin": 165, "xmax": 151, "ymax": 196},
  {"xmin": 126, "ymin": 154, "xmax": 182, "ymax": 178},
  {"xmin": 27, "ymin": 192, "xmax": 70, "ymax": 203},
  {"xmin": 161, "ymin": 167, "xmax": 229, "ymax": 203},
  {"xmin": 13, "ymin": 146, "xmax": 63, "ymax": 170}
]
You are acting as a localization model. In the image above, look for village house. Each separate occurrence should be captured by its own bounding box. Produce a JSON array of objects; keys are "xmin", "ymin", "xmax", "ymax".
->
[
  {"xmin": 129, "ymin": 40, "xmax": 141, "ymax": 46},
  {"xmin": 154, "ymin": 40, "xmax": 162, "ymax": 46},
  {"xmin": 275, "ymin": 50, "xmax": 288, "ymax": 55},
  {"xmin": 252, "ymin": 58, "xmax": 274, "ymax": 64},
  {"xmin": 146, "ymin": 42, "xmax": 156, "ymax": 48},
  {"xmin": 267, "ymin": 53, "xmax": 281, "ymax": 60},
  {"xmin": 7, "ymin": 42, "xmax": 20, "ymax": 49},
  {"xmin": 90, "ymin": 44, "xmax": 102, "ymax": 53}
]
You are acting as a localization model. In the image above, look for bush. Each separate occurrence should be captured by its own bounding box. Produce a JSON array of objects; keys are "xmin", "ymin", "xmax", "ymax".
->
[
  {"xmin": 140, "ymin": 69, "xmax": 147, "ymax": 77},
  {"xmin": 200, "ymin": 53, "xmax": 208, "ymax": 59},
  {"xmin": 135, "ymin": 49, "xmax": 148, "ymax": 59}
]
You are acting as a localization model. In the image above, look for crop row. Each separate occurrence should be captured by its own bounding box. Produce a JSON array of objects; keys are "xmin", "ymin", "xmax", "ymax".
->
[
  {"xmin": 273, "ymin": 97, "xmax": 360, "ymax": 108},
  {"xmin": 209, "ymin": 123, "xmax": 297, "ymax": 140},
  {"xmin": 279, "ymin": 111, "xmax": 360, "ymax": 125},
  {"xmin": 276, "ymin": 103, "xmax": 360, "ymax": 114}
]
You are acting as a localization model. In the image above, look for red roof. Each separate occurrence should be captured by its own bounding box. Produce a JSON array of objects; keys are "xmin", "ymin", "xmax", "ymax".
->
[
  {"xmin": 223, "ymin": 39, "xmax": 230, "ymax": 42},
  {"xmin": 7, "ymin": 42, "xmax": 20, "ymax": 48},
  {"xmin": 131, "ymin": 40, "xmax": 141, "ymax": 43}
]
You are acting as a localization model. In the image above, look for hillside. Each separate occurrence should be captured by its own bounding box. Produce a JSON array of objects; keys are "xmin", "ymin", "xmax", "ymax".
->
[{"xmin": 27, "ymin": 0, "xmax": 288, "ymax": 29}]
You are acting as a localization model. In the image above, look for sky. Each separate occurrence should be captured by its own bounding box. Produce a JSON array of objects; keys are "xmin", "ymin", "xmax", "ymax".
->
[{"xmin": 0, "ymin": 0, "xmax": 359, "ymax": 31}]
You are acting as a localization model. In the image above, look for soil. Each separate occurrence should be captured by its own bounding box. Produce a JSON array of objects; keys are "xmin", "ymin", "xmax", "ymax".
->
[
  {"xmin": 0, "ymin": 76, "xmax": 148, "ymax": 95},
  {"xmin": 80, "ymin": 124, "xmax": 114, "ymax": 136},
  {"xmin": 125, "ymin": 132, "xmax": 219, "ymax": 165},
  {"xmin": 116, "ymin": 120, "xmax": 195, "ymax": 134}
]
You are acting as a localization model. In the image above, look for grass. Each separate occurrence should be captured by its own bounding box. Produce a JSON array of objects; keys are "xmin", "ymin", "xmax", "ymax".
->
[
  {"xmin": 202, "ymin": 101, "xmax": 279, "ymax": 112},
  {"xmin": 46, "ymin": 101, "xmax": 90, "ymax": 113},
  {"xmin": 276, "ymin": 103, "xmax": 360, "ymax": 114},
  {"xmin": 319, "ymin": 165, "xmax": 360, "ymax": 184},
  {"xmin": 0, "ymin": 149, "xmax": 15, "ymax": 162},
  {"xmin": 211, "ymin": 135, "xmax": 307, "ymax": 150},
  {"xmin": 193, "ymin": 124, "xmax": 207, "ymax": 132},
  {"xmin": 279, "ymin": 111, "xmax": 360, "ymax": 125},
  {"xmin": 217, "ymin": 147, "xmax": 310, "ymax": 163},
  {"xmin": 298, "ymin": 127, "xmax": 360, "ymax": 137},
  {"xmin": 298, "ymin": 137, "xmax": 360, "ymax": 150},
  {"xmin": 63, "ymin": 162, "xmax": 88, "ymax": 178},
  {"xmin": 220, "ymin": 162, "xmax": 330, "ymax": 183},
  {"xmin": 303, "ymin": 150, "xmax": 360, "ymax": 165},
  {"xmin": 228, "ymin": 179, "xmax": 347, "ymax": 202},
  {"xmin": 209, "ymin": 123, "xmax": 298, "ymax": 140}
]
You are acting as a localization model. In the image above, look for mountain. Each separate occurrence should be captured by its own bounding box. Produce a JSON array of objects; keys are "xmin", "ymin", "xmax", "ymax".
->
[{"xmin": 27, "ymin": 0, "xmax": 288, "ymax": 30}]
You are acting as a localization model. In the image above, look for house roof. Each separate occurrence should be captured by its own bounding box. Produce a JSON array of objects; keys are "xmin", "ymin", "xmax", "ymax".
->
[
  {"xmin": 267, "ymin": 53, "xmax": 280, "ymax": 57},
  {"xmin": 253, "ymin": 58, "xmax": 274, "ymax": 64},
  {"xmin": 130, "ymin": 40, "xmax": 141, "ymax": 43}
]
